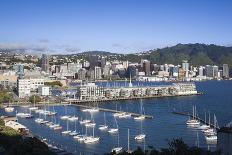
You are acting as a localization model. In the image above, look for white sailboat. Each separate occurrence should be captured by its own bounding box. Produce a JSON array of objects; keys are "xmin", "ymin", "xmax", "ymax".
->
[
  {"xmin": 16, "ymin": 109, "xmax": 33, "ymax": 118},
  {"xmin": 108, "ymin": 117, "xmax": 119, "ymax": 134},
  {"xmin": 5, "ymin": 102, "xmax": 14, "ymax": 112},
  {"xmin": 113, "ymin": 104, "xmax": 124, "ymax": 117},
  {"xmin": 134, "ymin": 100, "xmax": 145, "ymax": 120},
  {"xmin": 68, "ymin": 115, "xmax": 79, "ymax": 122},
  {"xmin": 53, "ymin": 119, "xmax": 62, "ymax": 130},
  {"xmin": 29, "ymin": 96, "xmax": 38, "ymax": 111},
  {"xmin": 85, "ymin": 113, "xmax": 96, "ymax": 128},
  {"xmin": 135, "ymin": 116, "xmax": 146, "ymax": 140},
  {"xmin": 99, "ymin": 112, "xmax": 108, "ymax": 130},
  {"xmin": 35, "ymin": 110, "xmax": 44, "ymax": 123},
  {"xmin": 84, "ymin": 126, "xmax": 100, "ymax": 144},
  {"xmin": 60, "ymin": 105, "xmax": 70, "ymax": 120},
  {"xmin": 186, "ymin": 106, "xmax": 200, "ymax": 126},
  {"xmin": 111, "ymin": 127, "xmax": 123, "ymax": 153},
  {"xmin": 62, "ymin": 119, "xmax": 72, "ymax": 134},
  {"xmin": 204, "ymin": 114, "xmax": 218, "ymax": 141},
  {"xmin": 198, "ymin": 112, "xmax": 210, "ymax": 130},
  {"xmin": 69, "ymin": 120, "xmax": 79, "ymax": 136}
]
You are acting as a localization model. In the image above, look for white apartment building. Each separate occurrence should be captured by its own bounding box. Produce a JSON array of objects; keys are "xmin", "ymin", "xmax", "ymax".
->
[
  {"xmin": 38, "ymin": 86, "xmax": 50, "ymax": 96},
  {"xmin": 17, "ymin": 77, "xmax": 44, "ymax": 98}
]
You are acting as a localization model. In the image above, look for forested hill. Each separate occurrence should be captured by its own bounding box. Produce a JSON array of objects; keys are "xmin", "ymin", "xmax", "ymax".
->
[{"xmin": 122, "ymin": 43, "xmax": 232, "ymax": 66}]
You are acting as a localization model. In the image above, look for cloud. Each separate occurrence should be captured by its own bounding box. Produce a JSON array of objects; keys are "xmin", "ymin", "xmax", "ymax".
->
[
  {"xmin": 0, "ymin": 42, "xmax": 29, "ymax": 50},
  {"xmin": 65, "ymin": 47, "xmax": 81, "ymax": 53},
  {"xmin": 38, "ymin": 39, "xmax": 50, "ymax": 43}
]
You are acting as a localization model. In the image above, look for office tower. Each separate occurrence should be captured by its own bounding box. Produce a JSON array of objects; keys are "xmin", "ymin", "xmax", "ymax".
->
[
  {"xmin": 41, "ymin": 54, "xmax": 49, "ymax": 73},
  {"xmin": 182, "ymin": 60, "xmax": 189, "ymax": 71},
  {"xmin": 198, "ymin": 66, "xmax": 204, "ymax": 76},
  {"xmin": 212, "ymin": 65, "xmax": 219, "ymax": 78},
  {"xmin": 77, "ymin": 68, "xmax": 86, "ymax": 80},
  {"xmin": 143, "ymin": 60, "xmax": 151, "ymax": 76},
  {"xmin": 14, "ymin": 64, "xmax": 24, "ymax": 77},
  {"xmin": 89, "ymin": 55, "xmax": 98, "ymax": 69},
  {"xmin": 94, "ymin": 66, "xmax": 102, "ymax": 79},
  {"xmin": 127, "ymin": 65, "xmax": 137, "ymax": 78},
  {"xmin": 223, "ymin": 64, "xmax": 229, "ymax": 78},
  {"xmin": 101, "ymin": 57, "xmax": 106, "ymax": 68}
]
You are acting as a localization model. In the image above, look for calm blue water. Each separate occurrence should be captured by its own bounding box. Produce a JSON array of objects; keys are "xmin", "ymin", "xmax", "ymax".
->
[{"xmin": 1, "ymin": 80, "xmax": 232, "ymax": 154}]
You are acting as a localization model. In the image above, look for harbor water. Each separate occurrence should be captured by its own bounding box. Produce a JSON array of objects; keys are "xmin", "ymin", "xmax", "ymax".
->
[{"xmin": 1, "ymin": 80, "xmax": 232, "ymax": 154}]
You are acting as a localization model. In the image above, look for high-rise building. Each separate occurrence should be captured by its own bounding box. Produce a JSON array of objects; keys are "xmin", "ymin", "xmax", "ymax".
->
[
  {"xmin": 89, "ymin": 56, "xmax": 98, "ymax": 69},
  {"xmin": 223, "ymin": 64, "xmax": 229, "ymax": 78},
  {"xmin": 127, "ymin": 65, "xmax": 137, "ymax": 78},
  {"xmin": 182, "ymin": 60, "xmax": 189, "ymax": 71},
  {"xmin": 143, "ymin": 60, "xmax": 151, "ymax": 76},
  {"xmin": 103, "ymin": 65, "xmax": 110, "ymax": 78},
  {"xmin": 100, "ymin": 57, "xmax": 106, "ymax": 68},
  {"xmin": 41, "ymin": 54, "xmax": 49, "ymax": 73},
  {"xmin": 94, "ymin": 66, "xmax": 102, "ymax": 79},
  {"xmin": 14, "ymin": 64, "xmax": 24, "ymax": 77},
  {"xmin": 198, "ymin": 66, "xmax": 204, "ymax": 76},
  {"xmin": 205, "ymin": 65, "xmax": 218, "ymax": 78},
  {"xmin": 77, "ymin": 68, "xmax": 86, "ymax": 80},
  {"xmin": 212, "ymin": 65, "xmax": 219, "ymax": 78}
]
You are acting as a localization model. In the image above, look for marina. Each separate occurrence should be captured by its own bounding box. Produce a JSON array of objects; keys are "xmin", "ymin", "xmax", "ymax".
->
[{"xmin": 1, "ymin": 81, "xmax": 232, "ymax": 154}]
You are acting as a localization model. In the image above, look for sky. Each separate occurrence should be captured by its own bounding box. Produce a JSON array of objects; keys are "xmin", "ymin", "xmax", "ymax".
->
[{"xmin": 0, "ymin": 0, "xmax": 232, "ymax": 54}]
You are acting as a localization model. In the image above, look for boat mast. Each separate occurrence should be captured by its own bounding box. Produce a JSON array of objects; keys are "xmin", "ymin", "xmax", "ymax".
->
[{"xmin": 128, "ymin": 128, "xmax": 130, "ymax": 152}]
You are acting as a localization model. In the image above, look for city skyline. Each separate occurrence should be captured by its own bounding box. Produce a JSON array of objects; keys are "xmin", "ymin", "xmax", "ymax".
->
[{"xmin": 0, "ymin": 0, "xmax": 232, "ymax": 54}]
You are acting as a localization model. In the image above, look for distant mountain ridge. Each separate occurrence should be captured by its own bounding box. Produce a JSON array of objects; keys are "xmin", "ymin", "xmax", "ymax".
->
[{"xmin": 77, "ymin": 43, "xmax": 232, "ymax": 67}]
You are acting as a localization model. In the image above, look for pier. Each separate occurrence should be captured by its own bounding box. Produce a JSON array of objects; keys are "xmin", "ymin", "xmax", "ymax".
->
[
  {"xmin": 67, "ymin": 92, "xmax": 202, "ymax": 104},
  {"xmin": 72, "ymin": 104, "xmax": 154, "ymax": 119},
  {"xmin": 172, "ymin": 110, "xmax": 220, "ymax": 129}
]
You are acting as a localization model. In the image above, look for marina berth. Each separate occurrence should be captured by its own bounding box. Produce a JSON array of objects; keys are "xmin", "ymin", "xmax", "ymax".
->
[
  {"xmin": 4, "ymin": 106, "xmax": 14, "ymax": 112},
  {"xmin": 135, "ymin": 134, "xmax": 146, "ymax": 140},
  {"xmin": 16, "ymin": 112, "xmax": 33, "ymax": 118}
]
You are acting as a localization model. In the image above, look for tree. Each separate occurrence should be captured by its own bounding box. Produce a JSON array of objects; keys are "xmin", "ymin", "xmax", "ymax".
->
[{"xmin": 29, "ymin": 95, "xmax": 41, "ymax": 104}]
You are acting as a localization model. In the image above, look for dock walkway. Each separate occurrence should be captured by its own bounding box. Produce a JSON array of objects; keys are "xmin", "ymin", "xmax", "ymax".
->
[
  {"xmin": 72, "ymin": 104, "xmax": 154, "ymax": 119},
  {"xmin": 172, "ymin": 110, "xmax": 219, "ymax": 129}
]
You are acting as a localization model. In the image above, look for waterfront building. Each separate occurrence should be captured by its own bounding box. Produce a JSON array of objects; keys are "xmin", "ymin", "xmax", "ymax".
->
[
  {"xmin": 38, "ymin": 86, "xmax": 50, "ymax": 96},
  {"xmin": 41, "ymin": 54, "xmax": 49, "ymax": 73},
  {"xmin": 17, "ymin": 78, "xmax": 31, "ymax": 98},
  {"xmin": 223, "ymin": 64, "xmax": 229, "ymax": 78},
  {"xmin": 76, "ymin": 83, "xmax": 105, "ymax": 100},
  {"xmin": 75, "ymin": 82, "xmax": 198, "ymax": 101},
  {"xmin": 17, "ymin": 77, "xmax": 44, "ymax": 98}
]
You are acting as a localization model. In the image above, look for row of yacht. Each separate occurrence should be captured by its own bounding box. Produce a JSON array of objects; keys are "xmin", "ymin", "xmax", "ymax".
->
[{"xmin": 186, "ymin": 106, "xmax": 218, "ymax": 143}]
